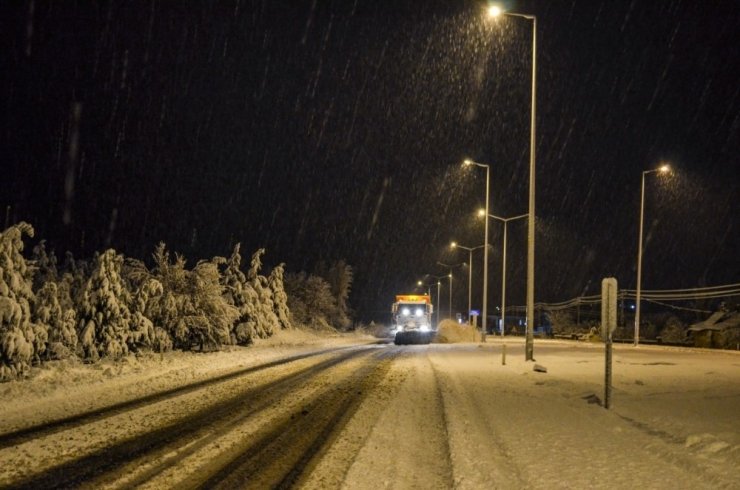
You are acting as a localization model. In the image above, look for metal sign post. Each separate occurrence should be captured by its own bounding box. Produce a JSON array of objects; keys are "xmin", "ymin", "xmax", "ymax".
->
[{"xmin": 601, "ymin": 277, "xmax": 618, "ymax": 409}]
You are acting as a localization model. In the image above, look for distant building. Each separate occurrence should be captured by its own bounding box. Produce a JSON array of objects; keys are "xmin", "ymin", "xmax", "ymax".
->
[{"xmin": 688, "ymin": 307, "xmax": 740, "ymax": 349}]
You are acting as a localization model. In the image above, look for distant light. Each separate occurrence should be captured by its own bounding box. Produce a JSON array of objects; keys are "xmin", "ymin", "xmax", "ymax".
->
[
  {"xmin": 659, "ymin": 164, "xmax": 670, "ymax": 173},
  {"xmin": 487, "ymin": 6, "xmax": 502, "ymax": 18},
  {"xmin": 417, "ymin": 280, "xmax": 422, "ymax": 286},
  {"xmin": 451, "ymin": 241, "xmax": 458, "ymax": 249},
  {"xmin": 463, "ymin": 158, "xmax": 472, "ymax": 166}
]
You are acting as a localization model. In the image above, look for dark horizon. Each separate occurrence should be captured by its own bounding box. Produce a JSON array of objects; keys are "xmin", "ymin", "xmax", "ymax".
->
[{"xmin": 2, "ymin": 1, "xmax": 738, "ymax": 321}]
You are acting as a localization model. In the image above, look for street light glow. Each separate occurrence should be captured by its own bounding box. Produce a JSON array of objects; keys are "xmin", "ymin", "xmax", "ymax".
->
[
  {"xmin": 463, "ymin": 158, "xmax": 473, "ymax": 166},
  {"xmin": 477, "ymin": 208, "xmax": 485, "ymax": 217},
  {"xmin": 659, "ymin": 164, "xmax": 670, "ymax": 173},
  {"xmin": 487, "ymin": 6, "xmax": 502, "ymax": 18},
  {"xmin": 450, "ymin": 241, "xmax": 458, "ymax": 249}
]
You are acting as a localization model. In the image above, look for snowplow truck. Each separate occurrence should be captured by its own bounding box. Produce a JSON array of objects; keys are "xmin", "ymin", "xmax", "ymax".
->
[{"xmin": 392, "ymin": 294, "xmax": 434, "ymax": 345}]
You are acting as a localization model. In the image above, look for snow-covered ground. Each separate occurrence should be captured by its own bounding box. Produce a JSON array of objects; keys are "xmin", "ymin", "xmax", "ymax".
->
[{"xmin": 1, "ymin": 330, "xmax": 738, "ymax": 489}]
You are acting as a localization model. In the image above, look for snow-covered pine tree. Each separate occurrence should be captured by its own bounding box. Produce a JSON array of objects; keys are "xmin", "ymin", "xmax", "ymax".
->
[
  {"xmin": 184, "ymin": 258, "xmax": 237, "ymax": 350},
  {"xmin": 129, "ymin": 243, "xmax": 236, "ymax": 352},
  {"xmin": 268, "ymin": 263, "xmax": 291, "ymax": 330},
  {"xmin": 220, "ymin": 243, "xmax": 256, "ymax": 344},
  {"xmin": 34, "ymin": 281, "xmax": 77, "ymax": 360},
  {"xmin": 31, "ymin": 240, "xmax": 58, "ymax": 291},
  {"xmin": 0, "ymin": 222, "xmax": 41, "ymax": 379},
  {"xmin": 77, "ymin": 249, "xmax": 133, "ymax": 360},
  {"xmin": 246, "ymin": 249, "xmax": 280, "ymax": 338},
  {"xmin": 326, "ymin": 260, "xmax": 353, "ymax": 330},
  {"xmin": 128, "ymin": 276, "xmax": 170, "ymax": 352},
  {"xmin": 284, "ymin": 271, "xmax": 336, "ymax": 330}
]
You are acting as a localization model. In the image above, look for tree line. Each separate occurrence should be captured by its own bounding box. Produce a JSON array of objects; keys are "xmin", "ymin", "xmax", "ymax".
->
[{"xmin": 0, "ymin": 222, "xmax": 353, "ymax": 380}]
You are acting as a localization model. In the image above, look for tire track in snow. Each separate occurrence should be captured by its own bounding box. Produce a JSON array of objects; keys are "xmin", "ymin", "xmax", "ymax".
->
[
  {"xmin": 337, "ymin": 345, "xmax": 455, "ymax": 489},
  {"xmin": 0, "ymin": 345, "xmax": 357, "ymax": 449},
  {"xmin": 191, "ymin": 347, "xmax": 399, "ymax": 489},
  {"xmin": 428, "ymin": 347, "xmax": 530, "ymax": 489},
  {"xmin": 4, "ymin": 346, "xmax": 379, "ymax": 489}
]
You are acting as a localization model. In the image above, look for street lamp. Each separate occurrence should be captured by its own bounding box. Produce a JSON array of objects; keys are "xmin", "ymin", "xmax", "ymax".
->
[
  {"xmin": 450, "ymin": 241, "xmax": 487, "ymax": 324},
  {"xmin": 421, "ymin": 275, "xmax": 447, "ymax": 328},
  {"xmin": 437, "ymin": 261, "xmax": 463, "ymax": 320},
  {"xmin": 479, "ymin": 210, "xmax": 528, "ymax": 336},
  {"xmin": 634, "ymin": 163, "xmax": 671, "ymax": 346},
  {"xmin": 486, "ymin": 5, "xmax": 537, "ymax": 360},
  {"xmin": 463, "ymin": 158, "xmax": 490, "ymax": 342}
]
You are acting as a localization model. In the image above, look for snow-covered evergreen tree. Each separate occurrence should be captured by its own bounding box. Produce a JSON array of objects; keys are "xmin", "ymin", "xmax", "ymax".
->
[
  {"xmin": 77, "ymin": 249, "xmax": 133, "ymax": 360},
  {"xmin": 31, "ymin": 240, "xmax": 58, "ymax": 291},
  {"xmin": 247, "ymin": 249, "xmax": 280, "ymax": 338},
  {"xmin": 325, "ymin": 260, "xmax": 353, "ymax": 330},
  {"xmin": 268, "ymin": 263, "xmax": 291, "ymax": 330},
  {"xmin": 34, "ymin": 281, "xmax": 77, "ymax": 360},
  {"xmin": 220, "ymin": 244, "xmax": 255, "ymax": 344},
  {"xmin": 128, "ymin": 276, "xmax": 171, "ymax": 352},
  {"xmin": 284, "ymin": 271, "xmax": 336, "ymax": 330},
  {"xmin": 0, "ymin": 222, "xmax": 41, "ymax": 379},
  {"xmin": 128, "ymin": 243, "xmax": 236, "ymax": 352},
  {"xmin": 313, "ymin": 260, "xmax": 354, "ymax": 329}
]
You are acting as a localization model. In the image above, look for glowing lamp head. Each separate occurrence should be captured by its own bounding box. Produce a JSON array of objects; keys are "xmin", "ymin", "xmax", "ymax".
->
[
  {"xmin": 659, "ymin": 164, "xmax": 670, "ymax": 173},
  {"xmin": 450, "ymin": 241, "xmax": 458, "ymax": 249},
  {"xmin": 487, "ymin": 6, "xmax": 502, "ymax": 18},
  {"xmin": 417, "ymin": 280, "xmax": 422, "ymax": 286},
  {"xmin": 477, "ymin": 208, "xmax": 486, "ymax": 218},
  {"xmin": 463, "ymin": 158, "xmax": 473, "ymax": 166}
]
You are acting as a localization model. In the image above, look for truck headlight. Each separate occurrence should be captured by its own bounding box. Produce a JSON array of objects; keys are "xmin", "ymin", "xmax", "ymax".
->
[
  {"xmin": 420, "ymin": 324, "xmax": 430, "ymax": 332},
  {"xmin": 415, "ymin": 308, "xmax": 423, "ymax": 317},
  {"xmin": 401, "ymin": 307, "xmax": 410, "ymax": 316}
]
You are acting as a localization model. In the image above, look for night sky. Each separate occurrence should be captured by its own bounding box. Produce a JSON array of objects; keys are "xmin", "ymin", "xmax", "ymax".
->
[{"xmin": 2, "ymin": 1, "xmax": 738, "ymax": 321}]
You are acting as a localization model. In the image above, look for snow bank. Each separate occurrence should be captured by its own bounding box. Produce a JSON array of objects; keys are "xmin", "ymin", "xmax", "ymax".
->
[{"xmin": 435, "ymin": 319, "xmax": 478, "ymax": 343}]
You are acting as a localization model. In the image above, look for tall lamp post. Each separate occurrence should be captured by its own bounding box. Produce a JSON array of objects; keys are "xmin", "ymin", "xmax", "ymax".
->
[
  {"xmin": 479, "ymin": 210, "xmax": 528, "ymax": 336},
  {"xmin": 634, "ymin": 164, "xmax": 670, "ymax": 346},
  {"xmin": 463, "ymin": 159, "xmax": 490, "ymax": 341},
  {"xmin": 450, "ymin": 241, "xmax": 487, "ymax": 324},
  {"xmin": 487, "ymin": 5, "xmax": 537, "ymax": 360},
  {"xmin": 437, "ymin": 262, "xmax": 463, "ymax": 319},
  {"xmin": 418, "ymin": 278, "xmax": 444, "ymax": 328}
]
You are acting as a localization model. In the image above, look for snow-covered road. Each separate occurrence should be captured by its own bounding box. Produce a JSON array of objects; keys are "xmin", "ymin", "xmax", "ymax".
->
[{"xmin": 1, "ymin": 332, "xmax": 738, "ymax": 488}]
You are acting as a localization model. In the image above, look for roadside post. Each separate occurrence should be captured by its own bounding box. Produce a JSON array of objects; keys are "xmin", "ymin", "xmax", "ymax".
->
[{"xmin": 601, "ymin": 277, "xmax": 618, "ymax": 409}]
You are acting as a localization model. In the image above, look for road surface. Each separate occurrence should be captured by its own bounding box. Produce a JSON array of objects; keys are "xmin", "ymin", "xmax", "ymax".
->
[{"xmin": 0, "ymin": 336, "xmax": 737, "ymax": 488}]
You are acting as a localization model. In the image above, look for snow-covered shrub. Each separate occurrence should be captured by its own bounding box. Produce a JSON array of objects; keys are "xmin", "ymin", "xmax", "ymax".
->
[
  {"xmin": 76, "ymin": 249, "xmax": 133, "ymax": 360},
  {"xmin": 0, "ymin": 222, "xmax": 39, "ymax": 379},
  {"xmin": 659, "ymin": 317, "xmax": 688, "ymax": 344},
  {"xmin": 546, "ymin": 310, "xmax": 579, "ymax": 335}
]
